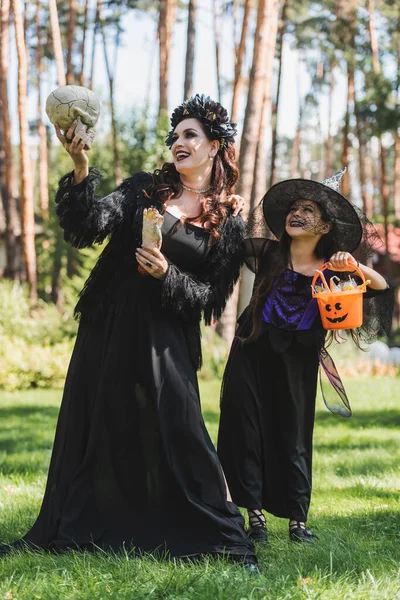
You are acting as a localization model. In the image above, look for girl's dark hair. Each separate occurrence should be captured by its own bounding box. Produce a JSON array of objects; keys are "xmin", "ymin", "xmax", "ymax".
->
[
  {"xmin": 245, "ymin": 202, "xmax": 341, "ymax": 344},
  {"xmin": 146, "ymin": 129, "xmax": 239, "ymax": 244}
]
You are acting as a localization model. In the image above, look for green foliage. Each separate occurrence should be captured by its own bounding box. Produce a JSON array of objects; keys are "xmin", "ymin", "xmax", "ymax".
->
[
  {"xmin": 0, "ymin": 281, "xmax": 76, "ymax": 344},
  {"xmin": 119, "ymin": 110, "xmax": 172, "ymax": 176},
  {"xmin": 0, "ymin": 337, "xmax": 72, "ymax": 392},
  {"xmin": 199, "ymin": 326, "xmax": 230, "ymax": 381},
  {"xmin": 0, "ymin": 281, "xmax": 74, "ymax": 391}
]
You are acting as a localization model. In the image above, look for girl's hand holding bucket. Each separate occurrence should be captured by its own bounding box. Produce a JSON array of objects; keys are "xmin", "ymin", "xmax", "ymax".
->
[
  {"xmin": 327, "ymin": 252, "xmax": 357, "ymax": 271},
  {"xmin": 327, "ymin": 252, "xmax": 388, "ymax": 291}
]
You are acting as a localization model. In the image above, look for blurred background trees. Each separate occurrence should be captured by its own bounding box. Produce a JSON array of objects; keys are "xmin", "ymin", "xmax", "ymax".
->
[{"xmin": 0, "ymin": 0, "xmax": 399, "ymax": 351}]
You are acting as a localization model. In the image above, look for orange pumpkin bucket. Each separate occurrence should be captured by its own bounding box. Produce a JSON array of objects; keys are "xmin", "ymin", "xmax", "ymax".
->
[{"xmin": 311, "ymin": 262, "xmax": 369, "ymax": 330}]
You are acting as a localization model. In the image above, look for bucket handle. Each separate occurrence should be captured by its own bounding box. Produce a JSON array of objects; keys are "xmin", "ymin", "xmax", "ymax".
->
[{"xmin": 311, "ymin": 261, "xmax": 366, "ymax": 296}]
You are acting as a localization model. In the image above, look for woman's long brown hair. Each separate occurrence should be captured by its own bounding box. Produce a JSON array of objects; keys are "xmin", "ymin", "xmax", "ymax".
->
[{"xmin": 146, "ymin": 138, "xmax": 239, "ymax": 244}]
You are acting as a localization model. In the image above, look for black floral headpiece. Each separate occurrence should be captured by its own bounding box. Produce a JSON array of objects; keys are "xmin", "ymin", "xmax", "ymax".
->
[{"xmin": 165, "ymin": 94, "xmax": 237, "ymax": 150}]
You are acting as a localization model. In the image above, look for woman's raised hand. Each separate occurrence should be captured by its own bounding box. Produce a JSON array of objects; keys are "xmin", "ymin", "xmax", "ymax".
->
[
  {"xmin": 55, "ymin": 120, "xmax": 90, "ymax": 183},
  {"xmin": 54, "ymin": 120, "xmax": 89, "ymax": 168}
]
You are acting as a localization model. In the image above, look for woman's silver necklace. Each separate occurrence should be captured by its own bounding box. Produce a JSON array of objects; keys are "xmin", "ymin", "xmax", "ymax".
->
[{"xmin": 180, "ymin": 181, "xmax": 211, "ymax": 195}]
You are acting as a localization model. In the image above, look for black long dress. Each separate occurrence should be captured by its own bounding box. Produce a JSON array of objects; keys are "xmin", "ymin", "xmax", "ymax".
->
[
  {"xmin": 2, "ymin": 169, "xmax": 255, "ymax": 562},
  {"xmin": 217, "ymin": 261, "xmax": 323, "ymax": 522}
]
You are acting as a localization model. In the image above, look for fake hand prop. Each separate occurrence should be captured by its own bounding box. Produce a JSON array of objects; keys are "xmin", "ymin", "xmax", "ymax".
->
[
  {"xmin": 142, "ymin": 208, "xmax": 164, "ymax": 249},
  {"xmin": 138, "ymin": 208, "xmax": 164, "ymax": 276}
]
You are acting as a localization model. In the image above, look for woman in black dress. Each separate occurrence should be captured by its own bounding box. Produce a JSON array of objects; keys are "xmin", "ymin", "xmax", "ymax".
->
[
  {"xmin": 1, "ymin": 94, "xmax": 256, "ymax": 565},
  {"xmin": 217, "ymin": 170, "xmax": 393, "ymax": 545}
]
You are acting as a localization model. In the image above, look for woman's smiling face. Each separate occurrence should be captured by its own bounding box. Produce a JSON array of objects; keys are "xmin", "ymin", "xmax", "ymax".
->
[
  {"xmin": 285, "ymin": 199, "xmax": 331, "ymax": 238},
  {"xmin": 170, "ymin": 118, "xmax": 219, "ymax": 174}
]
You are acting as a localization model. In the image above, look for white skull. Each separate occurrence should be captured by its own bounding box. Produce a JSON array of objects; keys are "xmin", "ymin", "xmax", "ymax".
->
[{"xmin": 45, "ymin": 85, "xmax": 101, "ymax": 149}]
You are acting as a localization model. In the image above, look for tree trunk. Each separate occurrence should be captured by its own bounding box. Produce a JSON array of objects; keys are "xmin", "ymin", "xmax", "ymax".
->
[
  {"xmin": 79, "ymin": 0, "xmax": 90, "ymax": 86},
  {"xmin": 49, "ymin": 0, "xmax": 66, "ymax": 305},
  {"xmin": 270, "ymin": 0, "xmax": 288, "ymax": 186},
  {"xmin": 49, "ymin": 0, "xmax": 66, "ymax": 86},
  {"xmin": 215, "ymin": 282, "xmax": 240, "ymax": 343},
  {"xmin": 345, "ymin": 7, "xmax": 370, "ymax": 212},
  {"xmin": 341, "ymin": 66, "xmax": 354, "ymax": 199},
  {"xmin": 99, "ymin": 8, "xmax": 122, "ymax": 186},
  {"xmin": 324, "ymin": 63, "xmax": 335, "ymax": 178},
  {"xmin": 217, "ymin": 0, "xmax": 251, "ymax": 341},
  {"xmin": 0, "ymin": 0, "xmax": 18, "ymax": 279},
  {"xmin": 65, "ymin": 9, "xmax": 79, "ymax": 291},
  {"xmin": 51, "ymin": 233, "xmax": 64, "ymax": 310},
  {"xmin": 394, "ymin": 129, "xmax": 400, "ymax": 220},
  {"xmin": 250, "ymin": 95, "xmax": 268, "ymax": 210},
  {"xmin": 251, "ymin": 4, "xmax": 280, "ymax": 207},
  {"xmin": 11, "ymin": 0, "xmax": 37, "ymax": 302},
  {"xmin": 232, "ymin": 0, "xmax": 239, "ymax": 60},
  {"xmin": 379, "ymin": 140, "xmax": 390, "ymax": 256},
  {"xmin": 368, "ymin": 0, "xmax": 390, "ymax": 270},
  {"xmin": 315, "ymin": 93, "xmax": 324, "ymax": 181},
  {"xmin": 290, "ymin": 101, "xmax": 302, "ymax": 178},
  {"xmin": 66, "ymin": 243, "xmax": 79, "ymax": 278},
  {"xmin": 23, "ymin": 0, "xmax": 28, "ymax": 44},
  {"xmin": 158, "ymin": 0, "xmax": 176, "ymax": 115},
  {"xmin": 237, "ymin": 0, "xmax": 280, "ymax": 316},
  {"xmin": 184, "ymin": 0, "xmax": 196, "ymax": 99},
  {"xmin": 370, "ymin": 140, "xmax": 379, "ymax": 214},
  {"xmin": 89, "ymin": 0, "xmax": 100, "ymax": 90},
  {"xmin": 66, "ymin": 0, "xmax": 77, "ymax": 84},
  {"xmin": 36, "ymin": 0, "xmax": 49, "ymax": 221},
  {"xmin": 368, "ymin": 0, "xmax": 381, "ymax": 75},
  {"xmin": 237, "ymin": 0, "xmax": 276, "ymax": 203},
  {"xmin": 290, "ymin": 127, "xmax": 301, "ymax": 178},
  {"xmin": 144, "ymin": 26, "xmax": 158, "ymax": 125},
  {"xmin": 354, "ymin": 91, "xmax": 373, "ymax": 218},
  {"xmin": 212, "ymin": 0, "xmax": 223, "ymax": 102},
  {"xmin": 231, "ymin": 0, "xmax": 252, "ymax": 123},
  {"xmin": 394, "ymin": 21, "xmax": 400, "ymax": 221}
]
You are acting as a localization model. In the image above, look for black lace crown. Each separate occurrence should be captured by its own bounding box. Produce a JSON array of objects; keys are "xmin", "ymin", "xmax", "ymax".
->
[{"xmin": 165, "ymin": 94, "xmax": 237, "ymax": 150}]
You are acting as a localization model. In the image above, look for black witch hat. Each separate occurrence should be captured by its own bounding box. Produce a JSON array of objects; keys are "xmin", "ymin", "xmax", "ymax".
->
[{"xmin": 262, "ymin": 169, "xmax": 363, "ymax": 253}]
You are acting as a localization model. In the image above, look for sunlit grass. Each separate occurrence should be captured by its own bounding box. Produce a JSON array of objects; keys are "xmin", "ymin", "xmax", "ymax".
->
[{"xmin": 0, "ymin": 378, "xmax": 399, "ymax": 599}]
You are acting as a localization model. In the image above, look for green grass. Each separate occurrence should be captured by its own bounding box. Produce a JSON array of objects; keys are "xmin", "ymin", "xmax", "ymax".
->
[{"xmin": 0, "ymin": 379, "xmax": 400, "ymax": 599}]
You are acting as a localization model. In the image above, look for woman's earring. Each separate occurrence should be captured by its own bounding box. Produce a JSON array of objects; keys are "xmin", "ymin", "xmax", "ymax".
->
[{"xmin": 209, "ymin": 156, "xmax": 213, "ymax": 161}]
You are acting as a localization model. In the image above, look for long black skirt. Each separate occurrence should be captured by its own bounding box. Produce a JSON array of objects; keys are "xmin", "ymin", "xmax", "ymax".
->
[
  {"xmin": 7, "ymin": 276, "xmax": 255, "ymax": 561},
  {"xmin": 217, "ymin": 322, "xmax": 319, "ymax": 522}
]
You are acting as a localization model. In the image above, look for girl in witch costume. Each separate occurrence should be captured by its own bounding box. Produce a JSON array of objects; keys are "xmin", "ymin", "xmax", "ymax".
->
[
  {"xmin": 217, "ymin": 169, "xmax": 393, "ymax": 545},
  {"xmin": 0, "ymin": 94, "xmax": 257, "ymax": 566}
]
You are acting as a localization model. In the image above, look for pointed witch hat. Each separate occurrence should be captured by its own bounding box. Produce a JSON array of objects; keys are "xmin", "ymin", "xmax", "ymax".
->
[{"xmin": 262, "ymin": 168, "xmax": 363, "ymax": 253}]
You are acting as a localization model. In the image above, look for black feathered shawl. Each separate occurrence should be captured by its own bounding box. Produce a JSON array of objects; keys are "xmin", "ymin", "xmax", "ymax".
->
[{"xmin": 55, "ymin": 167, "xmax": 245, "ymax": 369}]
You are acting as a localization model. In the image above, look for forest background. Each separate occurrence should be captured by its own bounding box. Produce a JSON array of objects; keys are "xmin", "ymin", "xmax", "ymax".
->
[{"xmin": 0, "ymin": 0, "xmax": 400, "ymax": 390}]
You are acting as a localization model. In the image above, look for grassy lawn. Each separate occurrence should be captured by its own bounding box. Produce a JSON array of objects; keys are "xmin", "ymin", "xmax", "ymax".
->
[{"xmin": 0, "ymin": 378, "xmax": 399, "ymax": 599}]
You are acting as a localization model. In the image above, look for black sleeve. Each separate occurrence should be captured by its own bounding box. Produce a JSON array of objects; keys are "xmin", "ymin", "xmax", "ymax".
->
[
  {"xmin": 244, "ymin": 238, "xmax": 278, "ymax": 273},
  {"xmin": 361, "ymin": 284, "xmax": 395, "ymax": 339},
  {"xmin": 55, "ymin": 167, "xmax": 137, "ymax": 248},
  {"xmin": 160, "ymin": 214, "xmax": 246, "ymax": 324}
]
